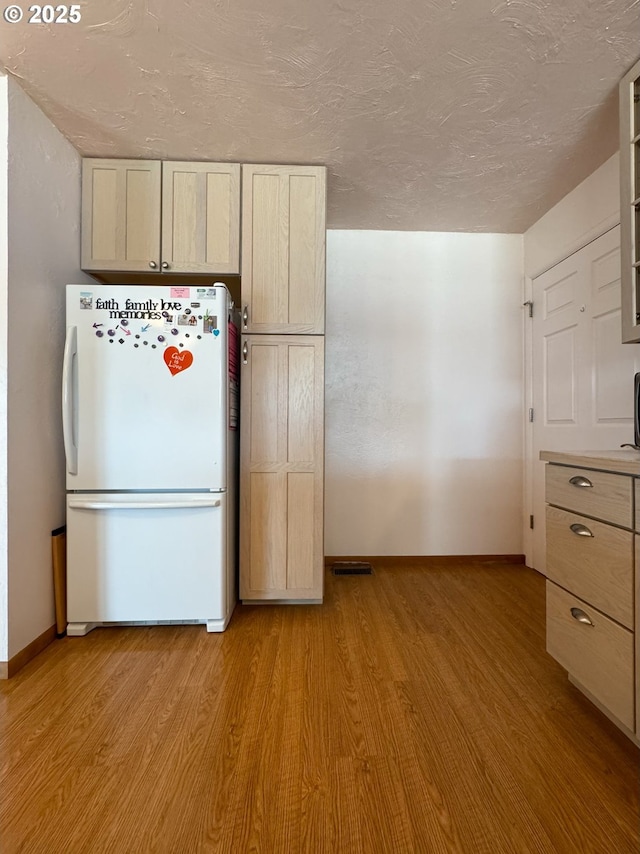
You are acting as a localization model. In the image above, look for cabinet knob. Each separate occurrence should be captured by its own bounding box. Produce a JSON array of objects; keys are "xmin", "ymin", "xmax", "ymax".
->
[
  {"xmin": 569, "ymin": 523, "xmax": 594, "ymax": 538},
  {"xmin": 570, "ymin": 607, "xmax": 594, "ymax": 626},
  {"xmin": 148, "ymin": 261, "xmax": 157, "ymax": 269},
  {"xmin": 161, "ymin": 262, "xmax": 170, "ymax": 270},
  {"xmin": 242, "ymin": 305, "xmax": 249, "ymax": 329},
  {"xmin": 569, "ymin": 475, "xmax": 593, "ymax": 488},
  {"xmin": 242, "ymin": 341, "xmax": 248, "ymax": 364}
]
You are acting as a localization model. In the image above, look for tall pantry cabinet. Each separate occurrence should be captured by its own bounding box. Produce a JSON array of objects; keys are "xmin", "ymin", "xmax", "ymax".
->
[{"xmin": 239, "ymin": 165, "xmax": 326, "ymax": 602}]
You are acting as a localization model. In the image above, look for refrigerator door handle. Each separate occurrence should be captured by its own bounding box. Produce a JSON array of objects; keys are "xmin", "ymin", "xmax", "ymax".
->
[
  {"xmin": 62, "ymin": 325, "xmax": 78, "ymax": 475},
  {"xmin": 68, "ymin": 499, "xmax": 222, "ymax": 511}
]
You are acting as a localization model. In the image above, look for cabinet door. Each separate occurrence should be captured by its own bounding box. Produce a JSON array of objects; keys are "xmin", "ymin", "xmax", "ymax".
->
[
  {"xmin": 81, "ymin": 159, "xmax": 161, "ymax": 272},
  {"xmin": 240, "ymin": 336, "xmax": 324, "ymax": 600},
  {"xmin": 546, "ymin": 582, "xmax": 635, "ymax": 731},
  {"xmin": 241, "ymin": 165, "xmax": 326, "ymax": 334},
  {"xmin": 161, "ymin": 162, "xmax": 240, "ymax": 274}
]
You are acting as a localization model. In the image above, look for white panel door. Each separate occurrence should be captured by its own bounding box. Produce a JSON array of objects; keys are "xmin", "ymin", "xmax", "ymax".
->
[
  {"xmin": 530, "ymin": 226, "xmax": 640, "ymax": 572},
  {"xmin": 64, "ymin": 285, "xmax": 228, "ymax": 491}
]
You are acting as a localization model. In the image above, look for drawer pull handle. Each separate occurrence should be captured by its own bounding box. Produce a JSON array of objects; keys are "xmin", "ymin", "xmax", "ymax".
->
[
  {"xmin": 570, "ymin": 523, "xmax": 593, "ymax": 537},
  {"xmin": 569, "ymin": 475, "xmax": 593, "ymax": 488},
  {"xmin": 570, "ymin": 607, "xmax": 594, "ymax": 627}
]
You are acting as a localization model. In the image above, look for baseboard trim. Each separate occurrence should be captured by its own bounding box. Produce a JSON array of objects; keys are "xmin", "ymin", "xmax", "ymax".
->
[
  {"xmin": 0, "ymin": 624, "xmax": 57, "ymax": 679},
  {"xmin": 325, "ymin": 554, "xmax": 526, "ymax": 568}
]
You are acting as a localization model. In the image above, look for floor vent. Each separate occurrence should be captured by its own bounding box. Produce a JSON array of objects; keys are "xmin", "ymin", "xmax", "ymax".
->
[{"xmin": 332, "ymin": 561, "xmax": 373, "ymax": 576}]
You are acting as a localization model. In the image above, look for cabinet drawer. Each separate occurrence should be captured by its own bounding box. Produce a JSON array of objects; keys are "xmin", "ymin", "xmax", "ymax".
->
[
  {"xmin": 545, "ymin": 465, "xmax": 632, "ymax": 528},
  {"xmin": 546, "ymin": 507, "xmax": 634, "ymax": 629},
  {"xmin": 546, "ymin": 582, "xmax": 634, "ymax": 731}
]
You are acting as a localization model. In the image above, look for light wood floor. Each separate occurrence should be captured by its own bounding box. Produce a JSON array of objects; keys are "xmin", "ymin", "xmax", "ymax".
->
[{"xmin": 0, "ymin": 563, "xmax": 638, "ymax": 853}]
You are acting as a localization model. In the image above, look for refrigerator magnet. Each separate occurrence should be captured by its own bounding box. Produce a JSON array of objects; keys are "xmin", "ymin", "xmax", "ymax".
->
[
  {"xmin": 177, "ymin": 313, "xmax": 198, "ymax": 327},
  {"xmin": 164, "ymin": 346, "xmax": 194, "ymax": 376},
  {"xmin": 203, "ymin": 315, "xmax": 218, "ymax": 334}
]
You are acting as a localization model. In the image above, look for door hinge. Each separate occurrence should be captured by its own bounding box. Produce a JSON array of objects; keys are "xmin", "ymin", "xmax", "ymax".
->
[
  {"xmin": 529, "ymin": 514, "xmax": 534, "ymax": 530},
  {"xmin": 523, "ymin": 300, "xmax": 533, "ymax": 318},
  {"xmin": 528, "ymin": 408, "xmax": 534, "ymax": 422}
]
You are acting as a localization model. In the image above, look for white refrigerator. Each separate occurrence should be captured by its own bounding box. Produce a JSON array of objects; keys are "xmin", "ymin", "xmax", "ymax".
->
[{"xmin": 63, "ymin": 283, "xmax": 239, "ymax": 635}]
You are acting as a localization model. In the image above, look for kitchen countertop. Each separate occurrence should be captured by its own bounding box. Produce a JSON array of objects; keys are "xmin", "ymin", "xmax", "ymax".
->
[{"xmin": 539, "ymin": 449, "xmax": 640, "ymax": 476}]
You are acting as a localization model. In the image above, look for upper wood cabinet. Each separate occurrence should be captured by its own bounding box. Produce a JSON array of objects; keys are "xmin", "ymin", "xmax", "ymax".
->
[
  {"xmin": 81, "ymin": 159, "xmax": 161, "ymax": 273},
  {"xmin": 241, "ymin": 164, "xmax": 326, "ymax": 334},
  {"xmin": 619, "ymin": 57, "xmax": 640, "ymax": 343},
  {"xmin": 161, "ymin": 162, "xmax": 240, "ymax": 274},
  {"xmin": 81, "ymin": 159, "xmax": 240, "ymax": 275}
]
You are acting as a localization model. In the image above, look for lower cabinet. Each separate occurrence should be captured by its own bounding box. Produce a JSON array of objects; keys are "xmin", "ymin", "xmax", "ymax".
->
[
  {"xmin": 546, "ymin": 583, "xmax": 635, "ymax": 731},
  {"xmin": 240, "ymin": 335, "xmax": 324, "ymax": 601},
  {"xmin": 541, "ymin": 452, "xmax": 639, "ymax": 743}
]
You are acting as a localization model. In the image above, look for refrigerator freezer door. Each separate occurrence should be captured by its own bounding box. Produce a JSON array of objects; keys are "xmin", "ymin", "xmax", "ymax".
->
[
  {"xmin": 65, "ymin": 284, "xmax": 228, "ymax": 491},
  {"xmin": 66, "ymin": 492, "xmax": 231, "ymax": 630}
]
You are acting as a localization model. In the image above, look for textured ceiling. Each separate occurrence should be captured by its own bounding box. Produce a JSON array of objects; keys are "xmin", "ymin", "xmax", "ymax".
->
[{"xmin": 1, "ymin": 0, "xmax": 639, "ymax": 232}]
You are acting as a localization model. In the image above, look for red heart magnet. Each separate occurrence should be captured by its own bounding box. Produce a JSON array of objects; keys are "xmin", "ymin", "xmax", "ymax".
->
[{"xmin": 164, "ymin": 346, "xmax": 194, "ymax": 376}]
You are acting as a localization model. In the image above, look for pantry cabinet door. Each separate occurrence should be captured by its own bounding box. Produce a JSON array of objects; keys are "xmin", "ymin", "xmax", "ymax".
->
[
  {"xmin": 81, "ymin": 159, "xmax": 161, "ymax": 272},
  {"xmin": 240, "ymin": 335, "xmax": 324, "ymax": 600},
  {"xmin": 241, "ymin": 165, "xmax": 326, "ymax": 334},
  {"xmin": 161, "ymin": 162, "xmax": 240, "ymax": 274}
]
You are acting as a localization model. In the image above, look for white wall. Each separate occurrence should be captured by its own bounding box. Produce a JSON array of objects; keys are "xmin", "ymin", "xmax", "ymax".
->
[
  {"xmin": 0, "ymin": 76, "xmax": 8, "ymax": 662},
  {"xmin": 524, "ymin": 154, "xmax": 620, "ymax": 279},
  {"xmin": 5, "ymin": 78, "xmax": 90, "ymax": 659},
  {"xmin": 325, "ymin": 231, "xmax": 524, "ymax": 556}
]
